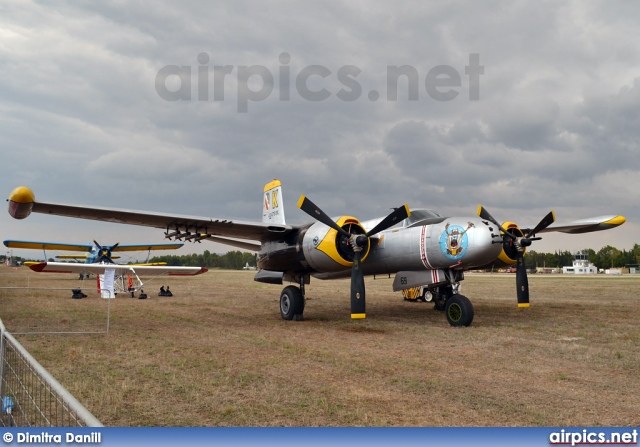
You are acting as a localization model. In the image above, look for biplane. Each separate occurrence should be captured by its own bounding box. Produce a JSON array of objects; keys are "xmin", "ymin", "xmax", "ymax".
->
[
  {"xmin": 3, "ymin": 239, "xmax": 183, "ymax": 264},
  {"xmin": 3, "ymin": 239, "xmax": 203, "ymax": 298}
]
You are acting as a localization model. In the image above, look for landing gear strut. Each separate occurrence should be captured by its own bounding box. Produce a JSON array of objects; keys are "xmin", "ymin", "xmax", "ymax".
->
[
  {"xmin": 435, "ymin": 271, "xmax": 474, "ymax": 327},
  {"xmin": 432, "ymin": 286, "xmax": 452, "ymax": 311},
  {"xmin": 279, "ymin": 276, "xmax": 306, "ymax": 321}
]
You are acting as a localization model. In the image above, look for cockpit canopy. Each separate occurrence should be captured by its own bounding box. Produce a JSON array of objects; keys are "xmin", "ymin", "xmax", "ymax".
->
[{"xmin": 402, "ymin": 209, "xmax": 444, "ymax": 228}]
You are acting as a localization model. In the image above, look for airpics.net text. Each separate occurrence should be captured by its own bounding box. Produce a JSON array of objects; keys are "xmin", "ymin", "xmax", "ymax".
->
[{"xmin": 155, "ymin": 53, "xmax": 483, "ymax": 112}]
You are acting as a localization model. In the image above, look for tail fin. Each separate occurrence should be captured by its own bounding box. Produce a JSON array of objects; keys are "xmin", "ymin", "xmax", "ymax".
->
[{"xmin": 262, "ymin": 179, "xmax": 286, "ymax": 225}]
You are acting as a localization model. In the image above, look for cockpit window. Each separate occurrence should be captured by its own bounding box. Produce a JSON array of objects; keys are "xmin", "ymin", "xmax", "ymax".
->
[{"xmin": 403, "ymin": 209, "xmax": 443, "ymax": 227}]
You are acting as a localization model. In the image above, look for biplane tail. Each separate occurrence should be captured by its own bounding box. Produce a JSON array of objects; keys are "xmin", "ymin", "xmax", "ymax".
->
[{"xmin": 262, "ymin": 179, "xmax": 286, "ymax": 225}]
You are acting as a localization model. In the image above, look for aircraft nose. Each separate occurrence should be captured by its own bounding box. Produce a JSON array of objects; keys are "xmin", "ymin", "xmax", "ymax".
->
[{"xmin": 468, "ymin": 217, "xmax": 503, "ymax": 266}]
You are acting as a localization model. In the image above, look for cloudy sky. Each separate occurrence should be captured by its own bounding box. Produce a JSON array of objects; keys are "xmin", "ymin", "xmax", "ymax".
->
[{"xmin": 1, "ymin": 0, "xmax": 638, "ymax": 260}]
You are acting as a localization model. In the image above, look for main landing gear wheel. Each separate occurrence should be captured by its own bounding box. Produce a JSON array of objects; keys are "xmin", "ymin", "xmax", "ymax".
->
[
  {"xmin": 280, "ymin": 285, "xmax": 304, "ymax": 321},
  {"xmin": 445, "ymin": 294, "xmax": 474, "ymax": 327}
]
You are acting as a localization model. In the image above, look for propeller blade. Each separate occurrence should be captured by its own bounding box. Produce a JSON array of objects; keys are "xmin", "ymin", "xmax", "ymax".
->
[
  {"xmin": 477, "ymin": 205, "xmax": 516, "ymax": 240},
  {"xmin": 350, "ymin": 249, "xmax": 366, "ymax": 319},
  {"xmin": 297, "ymin": 195, "xmax": 351, "ymax": 239},
  {"xmin": 93, "ymin": 240, "xmax": 103, "ymax": 250},
  {"xmin": 525, "ymin": 211, "xmax": 556, "ymax": 238},
  {"xmin": 109, "ymin": 242, "xmax": 120, "ymax": 252},
  {"xmin": 516, "ymin": 254, "xmax": 529, "ymax": 307},
  {"xmin": 366, "ymin": 204, "xmax": 410, "ymax": 237},
  {"xmin": 297, "ymin": 195, "xmax": 408, "ymax": 320}
]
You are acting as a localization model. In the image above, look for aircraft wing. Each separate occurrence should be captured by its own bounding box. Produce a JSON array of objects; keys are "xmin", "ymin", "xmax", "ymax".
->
[
  {"xmin": 111, "ymin": 243, "xmax": 184, "ymax": 252},
  {"xmin": 27, "ymin": 262, "xmax": 208, "ymax": 276},
  {"xmin": 56, "ymin": 254, "xmax": 121, "ymax": 260},
  {"xmin": 3, "ymin": 240, "xmax": 182, "ymax": 252},
  {"xmin": 523, "ymin": 215, "xmax": 626, "ymax": 235},
  {"xmin": 3, "ymin": 240, "xmax": 93, "ymax": 252},
  {"xmin": 8, "ymin": 187, "xmax": 294, "ymax": 244}
]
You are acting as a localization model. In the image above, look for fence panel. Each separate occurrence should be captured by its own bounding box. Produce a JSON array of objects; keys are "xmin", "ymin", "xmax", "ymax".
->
[{"xmin": 0, "ymin": 320, "xmax": 102, "ymax": 427}]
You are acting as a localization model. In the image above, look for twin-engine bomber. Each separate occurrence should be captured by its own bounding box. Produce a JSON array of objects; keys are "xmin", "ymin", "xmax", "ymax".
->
[{"xmin": 7, "ymin": 180, "xmax": 625, "ymax": 326}]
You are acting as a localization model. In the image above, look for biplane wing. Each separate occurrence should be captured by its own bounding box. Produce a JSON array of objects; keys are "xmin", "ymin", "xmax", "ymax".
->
[
  {"xmin": 27, "ymin": 261, "xmax": 207, "ymax": 276},
  {"xmin": 4, "ymin": 239, "xmax": 184, "ymax": 265},
  {"xmin": 3, "ymin": 240, "xmax": 183, "ymax": 252}
]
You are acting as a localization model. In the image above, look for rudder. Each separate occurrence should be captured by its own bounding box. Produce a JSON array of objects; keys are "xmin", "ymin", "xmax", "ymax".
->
[{"xmin": 262, "ymin": 179, "xmax": 286, "ymax": 225}]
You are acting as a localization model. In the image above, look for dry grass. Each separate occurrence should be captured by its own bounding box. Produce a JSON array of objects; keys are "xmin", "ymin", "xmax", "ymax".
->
[{"xmin": 1, "ymin": 268, "xmax": 639, "ymax": 426}]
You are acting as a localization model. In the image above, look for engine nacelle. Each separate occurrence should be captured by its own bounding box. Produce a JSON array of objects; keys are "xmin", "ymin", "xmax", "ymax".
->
[
  {"xmin": 300, "ymin": 216, "xmax": 370, "ymax": 273},
  {"xmin": 496, "ymin": 221, "xmax": 525, "ymax": 266},
  {"xmin": 7, "ymin": 186, "xmax": 35, "ymax": 220}
]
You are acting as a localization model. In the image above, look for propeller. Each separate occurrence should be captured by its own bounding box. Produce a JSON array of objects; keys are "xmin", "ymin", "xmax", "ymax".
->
[
  {"xmin": 477, "ymin": 206, "xmax": 555, "ymax": 307},
  {"xmin": 93, "ymin": 240, "xmax": 120, "ymax": 264},
  {"xmin": 298, "ymin": 195, "xmax": 410, "ymax": 319}
]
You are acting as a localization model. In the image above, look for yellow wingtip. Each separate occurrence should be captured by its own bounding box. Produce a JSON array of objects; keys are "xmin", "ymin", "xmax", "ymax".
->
[
  {"xmin": 603, "ymin": 215, "xmax": 626, "ymax": 226},
  {"xmin": 9, "ymin": 186, "xmax": 35, "ymax": 204}
]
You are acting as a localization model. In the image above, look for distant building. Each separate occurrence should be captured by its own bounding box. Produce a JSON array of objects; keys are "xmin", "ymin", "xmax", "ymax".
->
[
  {"xmin": 562, "ymin": 253, "xmax": 598, "ymax": 274},
  {"xmin": 625, "ymin": 264, "xmax": 640, "ymax": 274}
]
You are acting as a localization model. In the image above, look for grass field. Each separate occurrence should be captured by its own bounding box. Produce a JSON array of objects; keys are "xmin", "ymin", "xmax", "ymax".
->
[{"xmin": 1, "ymin": 267, "xmax": 639, "ymax": 426}]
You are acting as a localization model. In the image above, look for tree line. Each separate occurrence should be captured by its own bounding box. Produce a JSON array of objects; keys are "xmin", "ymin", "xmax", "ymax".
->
[
  {"xmin": 524, "ymin": 244, "xmax": 640, "ymax": 270},
  {"xmin": 147, "ymin": 250, "xmax": 256, "ymax": 270},
  {"xmin": 150, "ymin": 244, "xmax": 640, "ymax": 270}
]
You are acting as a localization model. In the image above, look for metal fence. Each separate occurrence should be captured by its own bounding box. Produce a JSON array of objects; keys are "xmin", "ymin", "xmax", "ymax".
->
[{"xmin": 0, "ymin": 319, "xmax": 102, "ymax": 427}]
